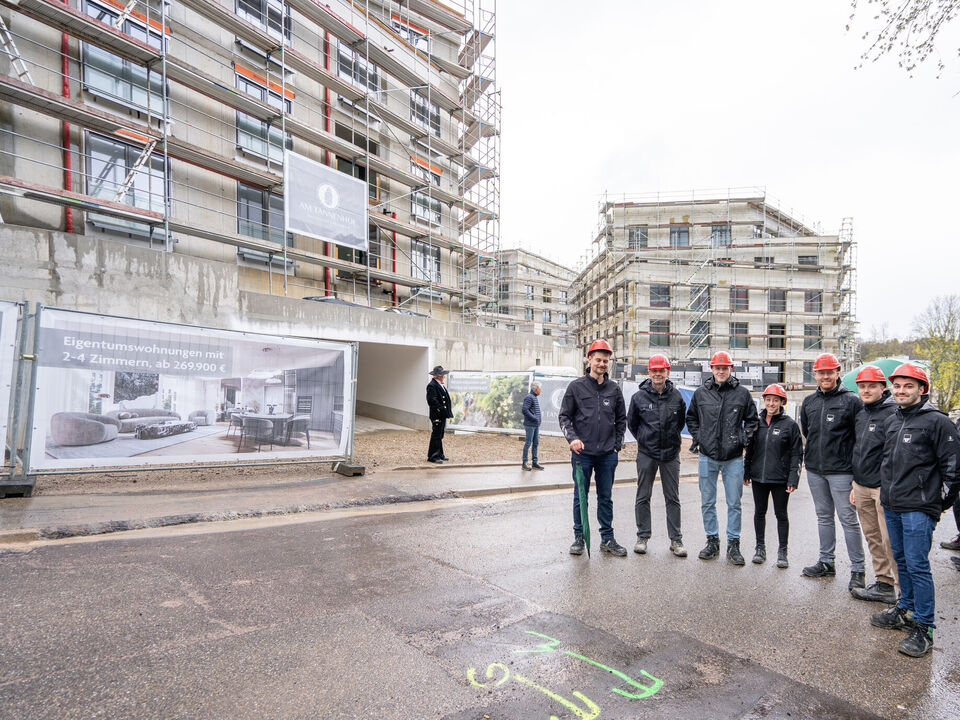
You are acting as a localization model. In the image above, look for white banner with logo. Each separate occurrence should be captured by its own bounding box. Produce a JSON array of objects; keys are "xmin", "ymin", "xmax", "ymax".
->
[
  {"xmin": 284, "ymin": 150, "xmax": 368, "ymax": 251},
  {"xmin": 29, "ymin": 308, "xmax": 355, "ymax": 470}
]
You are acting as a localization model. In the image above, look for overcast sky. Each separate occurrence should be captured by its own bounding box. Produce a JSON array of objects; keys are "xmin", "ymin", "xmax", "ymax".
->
[{"xmin": 495, "ymin": 1, "xmax": 959, "ymax": 340}]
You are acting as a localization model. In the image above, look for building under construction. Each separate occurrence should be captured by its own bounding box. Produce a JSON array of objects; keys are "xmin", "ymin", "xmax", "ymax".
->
[
  {"xmin": 493, "ymin": 247, "xmax": 575, "ymax": 344},
  {"xmin": 573, "ymin": 189, "xmax": 857, "ymax": 388},
  {"xmin": 0, "ymin": 0, "xmax": 499, "ymax": 322}
]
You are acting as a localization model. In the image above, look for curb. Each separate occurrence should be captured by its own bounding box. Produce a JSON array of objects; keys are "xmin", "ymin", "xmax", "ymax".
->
[
  {"xmin": 391, "ymin": 460, "xmax": 571, "ymax": 471},
  {"xmin": 0, "ymin": 529, "xmax": 42, "ymax": 544}
]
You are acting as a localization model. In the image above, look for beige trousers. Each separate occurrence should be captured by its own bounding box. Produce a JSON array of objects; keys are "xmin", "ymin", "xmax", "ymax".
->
[{"xmin": 853, "ymin": 483, "xmax": 898, "ymax": 588}]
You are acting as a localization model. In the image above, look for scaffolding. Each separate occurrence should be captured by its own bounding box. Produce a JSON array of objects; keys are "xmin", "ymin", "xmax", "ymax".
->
[{"xmin": 0, "ymin": 0, "xmax": 499, "ymax": 321}]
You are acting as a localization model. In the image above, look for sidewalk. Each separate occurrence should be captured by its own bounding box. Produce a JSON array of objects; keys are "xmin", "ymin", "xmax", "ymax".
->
[{"xmin": 0, "ymin": 461, "xmax": 698, "ymax": 542}]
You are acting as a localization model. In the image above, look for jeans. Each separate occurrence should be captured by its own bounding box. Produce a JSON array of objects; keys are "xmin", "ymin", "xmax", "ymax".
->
[
  {"xmin": 572, "ymin": 451, "xmax": 618, "ymax": 541},
  {"xmin": 635, "ymin": 453, "xmax": 681, "ymax": 541},
  {"xmin": 806, "ymin": 472, "xmax": 865, "ymax": 572},
  {"xmin": 523, "ymin": 425, "xmax": 540, "ymax": 464},
  {"xmin": 698, "ymin": 454, "xmax": 744, "ymax": 541},
  {"xmin": 884, "ymin": 509, "xmax": 937, "ymax": 628}
]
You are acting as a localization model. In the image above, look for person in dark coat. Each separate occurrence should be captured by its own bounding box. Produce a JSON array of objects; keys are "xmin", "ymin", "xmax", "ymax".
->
[
  {"xmin": 626, "ymin": 354, "xmax": 687, "ymax": 558},
  {"xmin": 521, "ymin": 381, "xmax": 544, "ymax": 470},
  {"xmin": 743, "ymin": 384, "xmax": 802, "ymax": 568},
  {"xmin": 426, "ymin": 365, "xmax": 453, "ymax": 463}
]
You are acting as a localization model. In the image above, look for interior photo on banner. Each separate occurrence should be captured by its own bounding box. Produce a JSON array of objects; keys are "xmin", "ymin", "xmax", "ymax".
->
[
  {"xmin": 621, "ymin": 379, "xmax": 695, "ymax": 442},
  {"xmin": 447, "ymin": 371, "xmax": 534, "ymax": 432},
  {"xmin": 535, "ymin": 374, "xmax": 575, "ymax": 437},
  {"xmin": 0, "ymin": 301, "xmax": 20, "ymax": 463},
  {"xmin": 29, "ymin": 308, "xmax": 354, "ymax": 471}
]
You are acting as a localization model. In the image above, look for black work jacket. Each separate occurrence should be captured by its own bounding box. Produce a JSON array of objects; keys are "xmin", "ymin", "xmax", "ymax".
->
[
  {"xmin": 626, "ymin": 379, "xmax": 686, "ymax": 461},
  {"xmin": 685, "ymin": 376, "xmax": 759, "ymax": 461},
  {"xmin": 852, "ymin": 391, "xmax": 897, "ymax": 489},
  {"xmin": 799, "ymin": 383, "xmax": 863, "ymax": 474},
  {"xmin": 558, "ymin": 373, "xmax": 626, "ymax": 456},
  {"xmin": 744, "ymin": 409, "xmax": 803, "ymax": 486},
  {"xmin": 880, "ymin": 400, "xmax": 960, "ymax": 519},
  {"xmin": 426, "ymin": 379, "xmax": 453, "ymax": 421}
]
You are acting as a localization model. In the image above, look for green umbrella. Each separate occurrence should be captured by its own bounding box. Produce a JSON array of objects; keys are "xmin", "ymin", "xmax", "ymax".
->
[
  {"xmin": 575, "ymin": 460, "xmax": 591, "ymax": 557},
  {"xmin": 841, "ymin": 357, "xmax": 926, "ymax": 392}
]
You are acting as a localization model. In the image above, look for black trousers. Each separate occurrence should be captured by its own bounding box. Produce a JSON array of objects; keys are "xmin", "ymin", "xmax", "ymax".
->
[
  {"xmin": 752, "ymin": 482, "xmax": 790, "ymax": 549},
  {"xmin": 428, "ymin": 417, "xmax": 446, "ymax": 461}
]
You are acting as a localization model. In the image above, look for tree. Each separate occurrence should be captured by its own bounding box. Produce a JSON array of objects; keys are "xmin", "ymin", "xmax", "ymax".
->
[
  {"xmin": 849, "ymin": 0, "xmax": 960, "ymax": 77},
  {"xmin": 913, "ymin": 294, "xmax": 960, "ymax": 413}
]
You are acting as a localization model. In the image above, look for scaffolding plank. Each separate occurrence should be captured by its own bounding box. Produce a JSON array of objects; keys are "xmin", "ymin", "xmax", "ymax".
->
[
  {"xmin": 0, "ymin": 174, "xmax": 163, "ymax": 223},
  {"xmin": 460, "ymin": 73, "xmax": 492, "ymax": 110},
  {"xmin": 406, "ymin": 0, "xmax": 472, "ymax": 34},
  {"xmin": 457, "ymin": 29, "xmax": 492, "ymax": 68},
  {"xmin": 369, "ymin": 211, "xmax": 478, "ymax": 255}
]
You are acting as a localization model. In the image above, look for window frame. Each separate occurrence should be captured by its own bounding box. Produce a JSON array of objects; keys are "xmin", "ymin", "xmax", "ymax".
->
[
  {"xmin": 729, "ymin": 286, "xmax": 749, "ymax": 311},
  {"xmin": 768, "ymin": 289, "xmax": 787, "ymax": 312},
  {"xmin": 669, "ymin": 225, "xmax": 690, "ymax": 247},
  {"xmin": 649, "ymin": 319, "xmax": 670, "ymax": 348},
  {"xmin": 729, "ymin": 321, "xmax": 749, "ymax": 349},
  {"xmin": 235, "ymin": 72, "xmax": 292, "ymax": 164},
  {"xmin": 804, "ymin": 289, "xmax": 823, "ymax": 313},
  {"xmin": 803, "ymin": 324, "xmax": 823, "ymax": 350},
  {"xmin": 410, "ymin": 90, "xmax": 441, "ymax": 137},
  {"xmin": 650, "ymin": 283, "xmax": 671, "ymax": 308},
  {"xmin": 410, "ymin": 239, "xmax": 441, "ymax": 284},
  {"xmin": 768, "ymin": 323, "xmax": 786, "ymax": 350}
]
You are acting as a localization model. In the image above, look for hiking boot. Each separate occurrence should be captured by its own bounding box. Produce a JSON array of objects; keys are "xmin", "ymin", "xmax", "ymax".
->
[
  {"xmin": 698, "ymin": 535, "xmax": 720, "ymax": 560},
  {"xmin": 776, "ymin": 547, "xmax": 789, "ymax": 569},
  {"xmin": 670, "ymin": 540, "xmax": 688, "ymax": 558},
  {"xmin": 569, "ymin": 537, "xmax": 585, "ymax": 556},
  {"xmin": 898, "ymin": 624, "xmax": 934, "ymax": 657},
  {"xmin": 940, "ymin": 533, "xmax": 960, "ymax": 551},
  {"xmin": 870, "ymin": 605, "xmax": 916, "ymax": 631},
  {"xmin": 851, "ymin": 581, "xmax": 897, "ymax": 604},
  {"xmin": 532, "ymin": 462, "xmax": 545, "ymax": 470},
  {"xmin": 801, "ymin": 560, "xmax": 836, "ymax": 578},
  {"xmin": 849, "ymin": 571, "xmax": 866, "ymax": 591},
  {"xmin": 633, "ymin": 538, "xmax": 648, "ymax": 555},
  {"xmin": 522, "ymin": 462, "xmax": 532, "ymax": 471},
  {"xmin": 600, "ymin": 538, "xmax": 627, "ymax": 557},
  {"xmin": 727, "ymin": 539, "xmax": 745, "ymax": 566},
  {"xmin": 752, "ymin": 544, "xmax": 766, "ymax": 565}
]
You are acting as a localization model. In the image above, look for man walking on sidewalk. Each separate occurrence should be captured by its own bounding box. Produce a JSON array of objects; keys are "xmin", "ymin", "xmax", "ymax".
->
[
  {"xmin": 799, "ymin": 353, "xmax": 866, "ymax": 590},
  {"xmin": 849, "ymin": 365, "xmax": 899, "ymax": 604},
  {"xmin": 685, "ymin": 351, "xmax": 759, "ymax": 566},
  {"xmin": 626, "ymin": 354, "xmax": 687, "ymax": 558},
  {"xmin": 559, "ymin": 339, "xmax": 628, "ymax": 557},
  {"xmin": 521, "ymin": 381, "xmax": 544, "ymax": 471},
  {"xmin": 426, "ymin": 365, "xmax": 453, "ymax": 464},
  {"xmin": 870, "ymin": 363, "xmax": 960, "ymax": 657}
]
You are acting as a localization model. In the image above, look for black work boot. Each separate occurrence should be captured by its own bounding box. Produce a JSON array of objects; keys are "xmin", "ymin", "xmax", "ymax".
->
[
  {"xmin": 532, "ymin": 462, "xmax": 545, "ymax": 470},
  {"xmin": 776, "ymin": 546, "xmax": 789, "ymax": 568},
  {"xmin": 522, "ymin": 462, "xmax": 532, "ymax": 471},
  {"xmin": 801, "ymin": 560, "xmax": 836, "ymax": 578},
  {"xmin": 870, "ymin": 605, "xmax": 916, "ymax": 631},
  {"xmin": 851, "ymin": 581, "xmax": 897, "ymax": 604},
  {"xmin": 848, "ymin": 571, "xmax": 866, "ymax": 591},
  {"xmin": 569, "ymin": 536, "xmax": 585, "ymax": 556},
  {"xmin": 698, "ymin": 535, "xmax": 720, "ymax": 560},
  {"xmin": 727, "ymin": 539, "xmax": 745, "ymax": 566},
  {"xmin": 752, "ymin": 544, "xmax": 766, "ymax": 564},
  {"xmin": 940, "ymin": 533, "xmax": 960, "ymax": 551},
  {"xmin": 600, "ymin": 538, "xmax": 627, "ymax": 557},
  {"xmin": 898, "ymin": 624, "xmax": 934, "ymax": 657}
]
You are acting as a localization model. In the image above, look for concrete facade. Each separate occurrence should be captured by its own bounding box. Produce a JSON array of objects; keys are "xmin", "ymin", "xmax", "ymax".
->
[{"xmin": 492, "ymin": 247, "xmax": 575, "ymax": 344}]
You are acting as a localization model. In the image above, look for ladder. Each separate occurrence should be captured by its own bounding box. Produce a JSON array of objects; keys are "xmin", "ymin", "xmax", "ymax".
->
[
  {"xmin": 0, "ymin": 13, "xmax": 35, "ymax": 85},
  {"xmin": 113, "ymin": 140, "xmax": 158, "ymax": 202},
  {"xmin": 113, "ymin": 0, "xmax": 139, "ymax": 29}
]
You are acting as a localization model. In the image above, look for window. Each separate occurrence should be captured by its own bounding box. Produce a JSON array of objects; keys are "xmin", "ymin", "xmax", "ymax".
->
[
  {"xmin": 543, "ymin": 328, "xmax": 552, "ymax": 336},
  {"xmin": 391, "ymin": 15, "xmax": 431, "ymax": 51},
  {"xmin": 729, "ymin": 287, "xmax": 748, "ymax": 311},
  {"xmin": 337, "ymin": 42, "xmax": 379, "ymax": 93},
  {"xmin": 768, "ymin": 289, "xmax": 786, "ymax": 312},
  {"xmin": 798, "ymin": 254, "xmax": 819, "ymax": 269},
  {"xmin": 335, "ymin": 123, "xmax": 380, "ymax": 156},
  {"xmin": 558, "ymin": 312, "xmax": 568, "ymax": 324},
  {"xmin": 86, "ymin": 132, "xmax": 167, "ymax": 238},
  {"xmin": 804, "ymin": 290, "xmax": 823, "ymax": 313},
  {"xmin": 499, "ymin": 282, "xmax": 510, "ymax": 295},
  {"xmin": 691, "ymin": 321, "xmax": 711, "ymax": 347},
  {"xmin": 524, "ymin": 284, "xmax": 534, "ymax": 300},
  {"xmin": 543, "ymin": 288, "xmax": 552, "ymax": 304},
  {"xmin": 500, "ymin": 306, "xmax": 510, "ymax": 315},
  {"xmin": 336, "ymin": 156, "xmax": 380, "ymax": 201},
  {"xmin": 768, "ymin": 323, "xmax": 786, "ymax": 349},
  {"xmin": 411, "ymin": 192, "xmax": 441, "ymax": 225},
  {"xmin": 411, "ymin": 91, "xmax": 441, "ymax": 137},
  {"xmin": 670, "ymin": 226, "xmax": 690, "ymax": 247},
  {"xmin": 410, "ymin": 157, "xmax": 441, "ymax": 187},
  {"xmin": 560, "ymin": 290, "xmax": 568, "ymax": 304},
  {"xmin": 729, "ymin": 322, "xmax": 748, "ymax": 349},
  {"xmin": 83, "ymin": 0, "xmax": 165, "ymax": 113},
  {"xmin": 711, "ymin": 224, "xmax": 731, "ymax": 246},
  {"xmin": 650, "ymin": 320, "xmax": 670, "ymax": 348},
  {"xmin": 691, "ymin": 285, "xmax": 711, "ymax": 311},
  {"xmin": 237, "ymin": 0, "xmax": 291, "ymax": 40},
  {"xmin": 803, "ymin": 361, "xmax": 815, "ymax": 383},
  {"xmin": 524, "ymin": 308, "xmax": 534, "ymax": 321},
  {"xmin": 411, "ymin": 239, "xmax": 440, "ymax": 283},
  {"xmin": 804, "ymin": 324, "xmax": 822, "ymax": 350},
  {"xmin": 770, "ymin": 362, "xmax": 786, "ymax": 383},
  {"xmin": 628, "ymin": 226, "xmax": 648, "ymax": 249},
  {"xmin": 237, "ymin": 181, "xmax": 287, "ymax": 246},
  {"xmin": 236, "ymin": 71, "xmax": 292, "ymax": 164},
  {"xmin": 754, "ymin": 256, "xmax": 776, "ymax": 269},
  {"xmin": 337, "ymin": 223, "xmax": 379, "ymax": 272},
  {"xmin": 542, "ymin": 310, "xmax": 552, "ymax": 323},
  {"xmin": 650, "ymin": 284, "xmax": 670, "ymax": 308}
]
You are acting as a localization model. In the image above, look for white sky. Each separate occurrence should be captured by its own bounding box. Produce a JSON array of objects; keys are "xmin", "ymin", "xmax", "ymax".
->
[{"xmin": 495, "ymin": 1, "xmax": 959, "ymax": 340}]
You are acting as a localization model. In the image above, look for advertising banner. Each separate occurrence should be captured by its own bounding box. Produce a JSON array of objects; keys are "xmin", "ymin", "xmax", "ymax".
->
[
  {"xmin": 535, "ymin": 374, "xmax": 575, "ymax": 437},
  {"xmin": 284, "ymin": 150, "xmax": 368, "ymax": 251},
  {"xmin": 447, "ymin": 371, "xmax": 534, "ymax": 432},
  {"xmin": 30, "ymin": 309, "xmax": 354, "ymax": 470},
  {"xmin": 0, "ymin": 301, "xmax": 19, "ymax": 464}
]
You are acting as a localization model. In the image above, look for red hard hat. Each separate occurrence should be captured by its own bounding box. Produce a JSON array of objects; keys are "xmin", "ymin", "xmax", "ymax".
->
[
  {"xmin": 855, "ymin": 365, "xmax": 887, "ymax": 385},
  {"xmin": 648, "ymin": 354, "xmax": 671, "ymax": 371},
  {"xmin": 813, "ymin": 353, "xmax": 841, "ymax": 371},
  {"xmin": 587, "ymin": 339, "xmax": 613, "ymax": 357},
  {"xmin": 710, "ymin": 351, "xmax": 733, "ymax": 367},
  {"xmin": 761, "ymin": 383, "xmax": 787, "ymax": 405},
  {"xmin": 889, "ymin": 363, "xmax": 929, "ymax": 392}
]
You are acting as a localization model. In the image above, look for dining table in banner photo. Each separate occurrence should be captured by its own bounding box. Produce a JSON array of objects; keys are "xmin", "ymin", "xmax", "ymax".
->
[{"xmin": 238, "ymin": 412, "xmax": 294, "ymax": 442}]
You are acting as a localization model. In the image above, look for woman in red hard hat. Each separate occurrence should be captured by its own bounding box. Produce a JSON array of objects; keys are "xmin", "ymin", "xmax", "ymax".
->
[{"xmin": 743, "ymin": 384, "xmax": 802, "ymax": 568}]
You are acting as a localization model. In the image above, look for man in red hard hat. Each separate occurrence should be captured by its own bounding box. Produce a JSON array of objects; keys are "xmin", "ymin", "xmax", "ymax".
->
[
  {"xmin": 871, "ymin": 363, "xmax": 960, "ymax": 658},
  {"xmin": 559, "ymin": 339, "xmax": 628, "ymax": 557},
  {"xmin": 799, "ymin": 352, "xmax": 866, "ymax": 590},
  {"xmin": 686, "ymin": 350, "xmax": 759, "ymax": 565},
  {"xmin": 626, "ymin": 354, "xmax": 688, "ymax": 558},
  {"xmin": 849, "ymin": 365, "xmax": 899, "ymax": 604}
]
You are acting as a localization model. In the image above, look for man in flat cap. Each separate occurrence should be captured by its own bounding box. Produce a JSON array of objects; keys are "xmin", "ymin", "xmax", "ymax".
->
[{"xmin": 426, "ymin": 365, "xmax": 453, "ymax": 464}]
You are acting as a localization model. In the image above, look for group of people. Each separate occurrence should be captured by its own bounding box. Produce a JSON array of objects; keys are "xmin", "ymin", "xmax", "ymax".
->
[{"xmin": 556, "ymin": 340, "xmax": 960, "ymax": 659}]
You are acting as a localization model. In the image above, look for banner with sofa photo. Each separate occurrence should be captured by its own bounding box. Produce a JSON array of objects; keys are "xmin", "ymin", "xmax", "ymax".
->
[
  {"xmin": 0, "ymin": 301, "xmax": 20, "ymax": 465},
  {"xmin": 29, "ymin": 308, "xmax": 355, "ymax": 471}
]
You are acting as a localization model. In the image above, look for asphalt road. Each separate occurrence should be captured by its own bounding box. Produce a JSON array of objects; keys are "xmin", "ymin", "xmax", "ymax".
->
[{"xmin": 1, "ymin": 482, "xmax": 958, "ymax": 719}]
